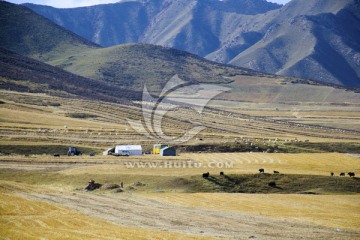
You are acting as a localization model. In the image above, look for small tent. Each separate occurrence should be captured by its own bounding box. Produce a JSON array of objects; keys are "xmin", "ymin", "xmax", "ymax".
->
[
  {"xmin": 115, "ymin": 145, "xmax": 142, "ymax": 156},
  {"xmin": 160, "ymin": 147, "xmax": 176, "ymax": 156},
  {"xmin": 153, "ymin": 144, "xmax": 169, "ymax": 154},
  {"xmin": 103, "ymin": 148, "xmax": 114, "ymax": 155}
]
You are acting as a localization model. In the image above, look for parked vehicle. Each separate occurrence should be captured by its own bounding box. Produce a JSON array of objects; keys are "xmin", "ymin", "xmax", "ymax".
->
[{"xmin": 67, "ymin": 146, "xmax": 82, "ymax": 156}]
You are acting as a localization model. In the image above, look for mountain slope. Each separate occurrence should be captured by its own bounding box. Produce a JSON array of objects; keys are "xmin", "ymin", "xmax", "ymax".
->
[
  {"xmin": 139, "ymin": 0, "xmax": 280, "ymax": 57},
  {"xmin": 43, "ymin": 43, "xmax": 360, "ymax": 105},
  {"xmin": 22, "ymin": 0, "xmax": 165, "ymax": 47},
  {"xmin": 24, "ymin": 0, "xmax": 279, "ymax": 48},
  {"xmin": 229, "ymin": 0, "xmax": 360, "ymax": 87},
  {"xmin": 23, "ymin": 0, "xmax": 360, "ymax": 87},
  {"xmin": 0, "ymin": 47, "xmax": 139, "ymax": 102},
  {"xmin": 48, "ymin": 43, "xmax": 260, "ymax": 94},
  {"xmin": 0, "ymin": 1, "xmax": 99, "ymax": 61}
]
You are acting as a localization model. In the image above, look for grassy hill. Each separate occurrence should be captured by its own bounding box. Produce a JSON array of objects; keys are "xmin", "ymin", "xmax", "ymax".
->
[
  {"xmin": 1, "ymin": 171, "xmax": 359, "ymax": 194},
  {"xmin": 0, "ymin": 1, "xmax": 99, "ymax": 61},
  {"xmin": 45, "ymin": 43, "xmax": 360, "ymax": 102},
  {"xmin": 48, "ymin": 43, "xmax": 263, "ymax": 94},
  {"xmin": 0, "ymin": 47, "xmax": 140, "ymax": 101}
]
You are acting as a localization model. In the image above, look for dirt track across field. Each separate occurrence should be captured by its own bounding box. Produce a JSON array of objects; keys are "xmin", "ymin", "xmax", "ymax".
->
[{"xmin": 21, "ymin": 192, "xmax": 359, "ymax": 240}]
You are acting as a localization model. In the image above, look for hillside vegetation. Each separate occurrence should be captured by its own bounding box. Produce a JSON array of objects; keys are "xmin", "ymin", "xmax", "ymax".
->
[
  {"xmin": 0, "ymin": 1, "xmax": 98, "ymax": 61},
  {"xmin": 1, "ymin": 171, "xmax": 359, "ymax": 195},
  {"xmin": 0, "ymin": 47, "xmax": 140, "ymax": 101},
  {"xmin": 49, "ymin": 43, "xmax": 261, "ymax": 94}
]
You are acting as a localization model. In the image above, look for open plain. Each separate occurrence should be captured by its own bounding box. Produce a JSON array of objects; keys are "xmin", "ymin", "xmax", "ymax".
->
[{"xmin": 1, "ymin": 90, "xmax": 360, "ymax": 239}]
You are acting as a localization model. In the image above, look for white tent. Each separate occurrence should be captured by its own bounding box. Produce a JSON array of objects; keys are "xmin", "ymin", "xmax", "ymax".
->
[
  {"xmin": 103, "ymin": 148, "xmax": 113, "ymax": 156},
  {"xmin": 115, "ymin": 145, "xmax": 142, "ymax": 156}
]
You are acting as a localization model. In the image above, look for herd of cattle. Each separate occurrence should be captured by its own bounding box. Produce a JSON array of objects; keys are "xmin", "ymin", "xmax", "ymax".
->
[
  {"xmin": 335, "ymin": 172, "xmax": 355, "ymax": 177},
  {"xmin": 202, "ymin": 169, "xmax": 356, "ymax": 178}
]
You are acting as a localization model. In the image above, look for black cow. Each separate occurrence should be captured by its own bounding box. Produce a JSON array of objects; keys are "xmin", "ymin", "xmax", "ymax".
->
[
  {"xmin": 330, "ymin": 172, "xmax": 334, "ymax": 177},
  {"xmin": 348, "ymin": 172, "xmax": 355, "ymax": 177},
  {"xmin": 340, "ymin": 172, "xmax": 345, "ymax": 177},
  {"xmin": 53, "ymin": 153, "xmax": 60, "ymax": 157},
  {"xmin": 202, "ymin": 172, "xmax": 210, "ymax": 178},
  {"xmin": 85, "ymin": 179, "xmax": 102, "ymax": 191},
  {"xmin": 220, "ymin": 172, "xmax": 224, "ymax": 176},
  {"xmin": 268, "ymin": 181, "xmax": 276, "ymax": 187},
  {"xmin": 259, "ymin": 168, "xmax": 265, "ymax": 173},
  {"xmin": 273, "ymin": 171, "xmax": 279, "ymax": 174}
]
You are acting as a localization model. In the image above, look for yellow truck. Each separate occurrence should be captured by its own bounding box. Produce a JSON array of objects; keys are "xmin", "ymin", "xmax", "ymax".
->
[{"xmin": 152, "ymin": 144, "xmax": 169, "ymax": 154}]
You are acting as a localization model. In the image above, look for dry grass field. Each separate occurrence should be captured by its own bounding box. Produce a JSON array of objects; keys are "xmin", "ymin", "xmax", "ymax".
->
[
  {"xmin": 0, "ymin": 193, "xmax": 212, "ymax": 240},
  {"xmin": 1, "ymin": 90, "xmax": 360, "ymax": 239},
  {"xmin": 0, "ymin": 152, "xmax": 359, "ymax": 239},
  {"xmin": 1, "ymin": 90, "xmax": 360, "ymax": 151},
  {"xmin": 144, "ymin": 193, "xmax": 360, "ymax": 229},
  {"xmin": 43, "ymin": 152, "xmax": 357, "ymax": 177}
]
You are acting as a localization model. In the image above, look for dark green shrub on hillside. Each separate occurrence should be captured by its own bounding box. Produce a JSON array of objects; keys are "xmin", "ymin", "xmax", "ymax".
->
[{"xmin": 66, "ymin": 113, "xmax": 99, "ymax": 119}]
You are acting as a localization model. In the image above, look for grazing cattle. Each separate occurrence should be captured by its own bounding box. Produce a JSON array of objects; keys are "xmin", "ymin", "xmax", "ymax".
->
[
  {"xmin": 330, "ymin": 172, "xmax": 334, "ymax": 176},
  {"xmin": 348, "ymin": 172, "xmax": 355, "ymax": 177},
  {"xmin": 268, "ymin": 181, "xmax": 276, "ymax": 187},
  {"xmin": 89, "ymin": 153, "xmax": 95, "ymax": 156},
  {"xmin": 53, "ymin": 153, "xmax": 60, "ymax": 157},
  {"xmin": 259, "ymin": 168, "xmax": 265, "ymax": 173},
  {"xmin": 273, "ymin": 171, "xmax": 279, "ymax": 174},
  {"xmin": 340, "ymin": 172, "xmax": 345, "ymax": 177},
  {"xmin": 85, "ymin": 179, "xmax": 102, "ymax": 191},
  {"xmin": 220, "ymin": 172, "xmax": 224, "ymax": 176},
  {"xmin": 202, "ymin": 172, "xmax": 210, "ymax": 178}
]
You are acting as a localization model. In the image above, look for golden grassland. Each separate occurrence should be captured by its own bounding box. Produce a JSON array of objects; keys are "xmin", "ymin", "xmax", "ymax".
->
[
  {"xmin": 143, "ymin": 193, "xmax": 360, "ymax": 230},
  {"xmin": 1, "ymin": 90, "xmax": 360, "ymax": 239},
  {"xmin": 229, "ymin": 110, "xmax": 360, "ymax": 118},
  {"xmin": 0, "ymin": 151, "xmax": 359, "ymax": 239},
  {"xmin": 55, "ymin": 152, "xmax": 359, "ymax": 176},
  {"xmin": 0, "ymin": 193, "xmax": 214, "ymax": 240},
  {"xmin": 1, "ymin": 90, "xmax": 360, "ymax": 150}
]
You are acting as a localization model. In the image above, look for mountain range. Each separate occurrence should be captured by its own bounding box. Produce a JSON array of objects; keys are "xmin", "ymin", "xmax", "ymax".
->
[
  {"xmin": 23, "ymin": 0, "xmax": 360, "ymax": 87},
  {"xmin": 0, "ymin": 0, "xmax": 359, "ymax": 106},
  {"xmin": 0, "ymin": 1, "xmax": 262, "ymax": 99}
]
